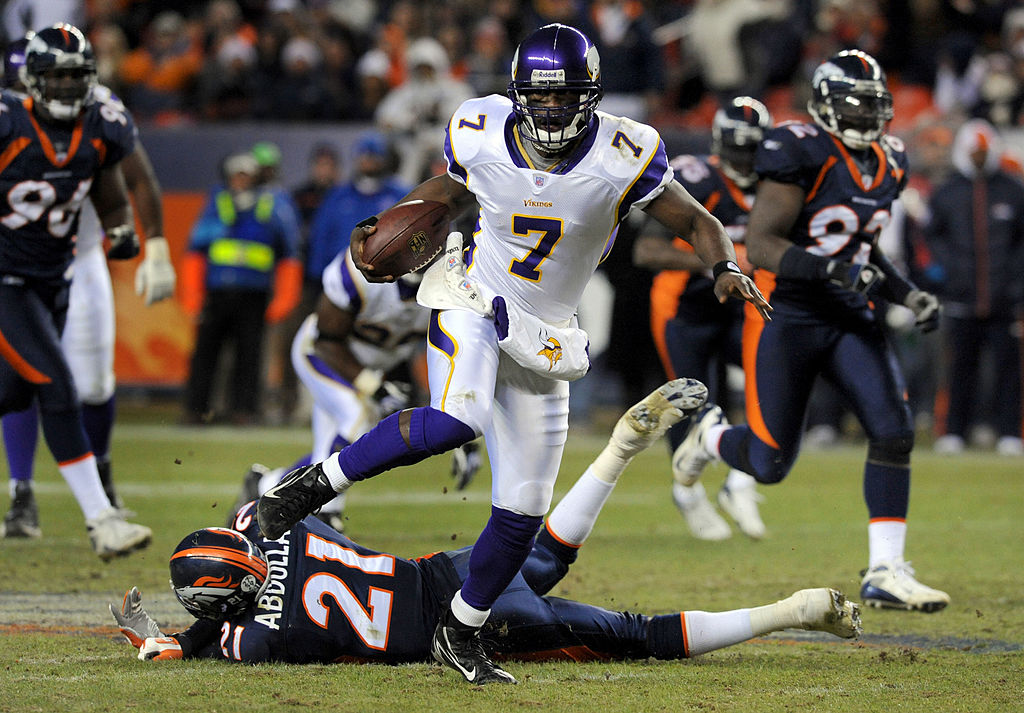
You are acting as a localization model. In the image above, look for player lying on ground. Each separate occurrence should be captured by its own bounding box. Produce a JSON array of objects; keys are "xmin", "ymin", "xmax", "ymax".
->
[{"xmin": 111, "ymin": 379, "xmax": 861, "ymax": 675}]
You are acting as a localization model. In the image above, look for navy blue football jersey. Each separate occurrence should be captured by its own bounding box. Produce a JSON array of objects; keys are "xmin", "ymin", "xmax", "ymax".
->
[
  {"xmin": 191, "ymin": 502, "xmax": 454, "ymax": 663},
  {"xmin": 0, "ymin": 90, "xmax": 136, "ymax": 282},
  {"xmin": 754, "ymin": 121, "xmax": 908, "ymax": 315},
  {"xmin": 652, "ymin": 154, "xmax": 753, "ymax": 322}
]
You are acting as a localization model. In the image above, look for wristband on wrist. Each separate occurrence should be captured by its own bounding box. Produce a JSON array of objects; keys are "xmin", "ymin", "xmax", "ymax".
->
[
  {"xmin": 778, "ymin": 245, "xmax": 831, "ymax": 281},
  {"xmin": 712, "ymin": 260, "xmax": 743, "ymax": 281}
]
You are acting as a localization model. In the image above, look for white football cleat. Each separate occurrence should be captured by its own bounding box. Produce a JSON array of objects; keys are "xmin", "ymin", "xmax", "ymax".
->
[
  {"xmin": 717, "ymin": 474, "xmax": 766, "ymax": 539},
  {"xmin": 933, "ymin": 434, "xmax": 965, "ymax": 455},
  {"xmin": 672, "ymin": 404, "xmax": 726, "ymax": 486},
  {"xmin": 860, "ymin": 558, "xmax": 950, "ymax": 613},
  {"xmin": 783, "ymin": 588, "xmax": 862, "ymax": 638},
  {"xmin": 672, "ymin": 482, "xmax": 731, "ymax": 540},
  {"xmin": 86, "ymin": 508, "xmax": 152, "ymax": 561},
  {"xmin": 609, "ymin": 378, "xmax": 707, "ymax": 459}
]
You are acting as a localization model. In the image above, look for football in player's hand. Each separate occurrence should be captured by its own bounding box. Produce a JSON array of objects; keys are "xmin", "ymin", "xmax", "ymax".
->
[{"xmin": 362, "ymin": 199, "xmax": 450, "ymax": 277}]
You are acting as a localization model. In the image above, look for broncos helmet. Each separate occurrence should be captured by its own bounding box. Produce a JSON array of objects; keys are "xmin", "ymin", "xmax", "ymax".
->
[
  {"xmin": 507, "ymin": 23, "xmax": 603, "ymax": 154},
  {"xmin": 712, "ymin": 96, "xmax": 772, "ymax": 188},
  {"xmin": 169, "ymin": 528, "xmax": 269, "ymax": 619},
  {"xmin": 808, "ymin": 49, "xmax": 893, "ymax": 151},
  {"xmin": 21, "ymin": 23, "xmax": 97, "ymax": 122},
  {"xmin": 3, "ymin": 36, "xmax": 29, "ymax": 90}
]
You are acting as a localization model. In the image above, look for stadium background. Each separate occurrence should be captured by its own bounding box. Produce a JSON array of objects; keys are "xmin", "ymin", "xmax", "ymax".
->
[{"xmin": 6, "ymin": 0, "xmax": 1024, "ymax": 411}]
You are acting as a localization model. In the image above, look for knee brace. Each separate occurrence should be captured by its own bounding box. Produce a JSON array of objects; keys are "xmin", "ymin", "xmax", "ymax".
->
[{"xmin": 867, "ymin": 433, "xmax": 914, "ymax": 467}]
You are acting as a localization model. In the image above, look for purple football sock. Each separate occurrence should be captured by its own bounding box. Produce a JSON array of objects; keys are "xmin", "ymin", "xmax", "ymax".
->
[
  {"xmin": 336, "ymin": 407, "xmax": 475, "ymax": 481},
  {"xmin": 3, "ymin": 406, "xmax": 39, "ymax": 482},
  {"xmin": 460, "ymin": 506, "xmax": 544, "ymax": 610}
]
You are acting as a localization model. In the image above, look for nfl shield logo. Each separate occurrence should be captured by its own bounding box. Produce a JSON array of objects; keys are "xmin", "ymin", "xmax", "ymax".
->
[
  {"xmin": 534, "ymin": 174, "xmax": 546, "ymax": 188},
  {"xmin": 408, "ymin": 231, "xmax": 429, "ymax": 257}
]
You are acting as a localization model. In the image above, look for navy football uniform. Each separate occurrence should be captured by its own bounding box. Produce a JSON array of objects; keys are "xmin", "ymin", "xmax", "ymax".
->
[
  {"xmin": 719, "ymin": 122, "xmax": 914, "ymax": 500},
  {"xmin": 0, "ymin": 90, "xmax": 136, "ymax": 283},
  {"xmin": 0, "ymin": 91, "xmax": 135, "ymax": 429},
  {"xmin": 172, "ymin": 501, "xmax": 679, "ymax": 664},
  {"xmin": 753, "ymin": 121, "xmax": 908, "ymax": 319},
  {"xmin": 651, "ymin": 154, "xmax": 752, "ymax": 412}
]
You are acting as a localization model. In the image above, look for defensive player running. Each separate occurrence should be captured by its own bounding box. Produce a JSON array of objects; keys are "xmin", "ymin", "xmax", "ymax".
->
[
  {"xmin": 256, "ymin": 23, "xmax": 772, "ymax": 684},
  {"xmin": 2, "ymin": 36, "xmax": 175, "ymax": 539},
  {"xmin": 673, "ymin": 50, "xmax": 949, "ymax": 612},
  {"xmin": 112, "ymin": 379, "xmax": 861, "ymax": 672},
  {"xmin": 0, "ymin": 24, "xmax": 152, "ymax": 558},
  {"xmin": 635, "ymin": 97, "xmax": 771, "ymax": 541},
  {"xmin": 228, "ymin": 245, "xmax": 481, "ymax": 532}
]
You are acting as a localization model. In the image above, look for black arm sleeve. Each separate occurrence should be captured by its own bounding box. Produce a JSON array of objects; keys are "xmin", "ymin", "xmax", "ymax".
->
[
  {"xmin": 869, "ymin": 248, "xmax": 917, "ymax": 304},
  {"xmin": 172, "ymin": 617, "xmax": 222, "ymax": 658}
]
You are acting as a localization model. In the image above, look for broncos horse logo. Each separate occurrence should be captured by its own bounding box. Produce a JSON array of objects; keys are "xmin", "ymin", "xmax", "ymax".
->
[{"xmin": 537, "ymin": 335, "xmax": 563, "ymax": 371}]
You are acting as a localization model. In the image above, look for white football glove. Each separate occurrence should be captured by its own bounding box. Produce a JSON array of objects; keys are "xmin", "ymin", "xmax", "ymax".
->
[
  {"xmin": 109, "ymin": 586, "xmax": 163, "ymax": 648},
  {"xmin": 904, "ymin": 289, "xmax": 941, "ymax": 333},
  {"xmin": 441, "ymin": 232, "xmax": 492, "ymax": 317},
  {"xmin": 450, "ymin": 441, "xmax": 482, "ymax": 490},
  {"xmin": 135, "ymin": 236, "xmax": 177, "ymax": 305},
  {"xmin": 138, "ymin": 636, "xmax": 183, "ymax": 661}
]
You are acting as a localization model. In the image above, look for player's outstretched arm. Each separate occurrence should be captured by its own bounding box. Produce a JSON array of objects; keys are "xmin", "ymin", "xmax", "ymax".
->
[
  {"xmin": 92, "ymin": 164, "xmax": 139, "ymax": 259},
  {"xmin": 123, "ymin": 143, "xmax": 177, "ymax": 305},
  {"xmin": 349, "ymin": 174, "xmax": 474, "ymax": 282},
  {"xmin": 644, "ymin": 182, "xmax": 772, "ymax": 320},
  {"xmin": 755, "ymin": 179, "xmax": 885, "ymax": 296}
]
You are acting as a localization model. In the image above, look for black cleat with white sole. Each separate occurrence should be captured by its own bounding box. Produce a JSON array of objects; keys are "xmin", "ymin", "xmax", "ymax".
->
[
  {"xmin": 256, "ymin": 463, "xmax": 336, "ymax": 540},
  {"xmin": 431, "ymin": 609, "xmax": 517, "ymax": 685}
]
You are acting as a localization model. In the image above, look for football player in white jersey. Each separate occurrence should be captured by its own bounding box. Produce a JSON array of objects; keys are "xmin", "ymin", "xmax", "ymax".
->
[
  {"xmin": 256, "ymin": 23, "xmax": 771, "ymax": 685},
  {"xmin": 229, "ymin": 248, "xmax": 481, "ymax": 531},
  {"xmin": 1, "ymin": 44, "xmax": 176, "ymax": 539}
]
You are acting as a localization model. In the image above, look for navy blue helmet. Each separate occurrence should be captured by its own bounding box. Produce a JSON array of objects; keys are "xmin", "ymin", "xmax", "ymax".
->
[
  {"xmin": 507, "ymin": 23, "xmax": 602, "ymax": 154},
  {"xmin": 712, "ymin": 96, "xmax": 772, "ymax": 187},
  {"xmin": 22, "ymin": 23, "xmax": 97, "ymax": 121},
  {"xmin": 3, "ymin": 36, "xmax": 29, "ymax": 90},
  {"xmin": 808, "ymin": 49, "xmax": 893, "ymax": 150},
  {"xmin": 169, "ymin": 528, "xmax": 269, "ymax": 619}
]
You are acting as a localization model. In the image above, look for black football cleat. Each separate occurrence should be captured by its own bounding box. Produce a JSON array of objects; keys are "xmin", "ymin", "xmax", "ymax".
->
[
  {"xmin": 431, "ymin": 608, "xmax": 517, "ymax": 685},
  {"xmin": 256, "ymin": 463, "xmax": 336, "ymax": 540},
  {"xmin": 2, "ymin": 481, "xmax": 41, "ymax": 538}
]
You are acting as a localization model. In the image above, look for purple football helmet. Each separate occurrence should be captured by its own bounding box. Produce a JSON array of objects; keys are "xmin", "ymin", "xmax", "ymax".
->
[
  {"xmin": 22, "ymin": 23, "xmax": 97, "ymax": 122},
  {"xmin": 507, "ymin": 23, "xmax": 602, "ymax": 154},
  {"xmin": 808, "ymin": 49, "xmax": 893, "ymax": 150},
  {"xmin": 3, "ymin": 36, "xmax": 29, "ymax": 90}
]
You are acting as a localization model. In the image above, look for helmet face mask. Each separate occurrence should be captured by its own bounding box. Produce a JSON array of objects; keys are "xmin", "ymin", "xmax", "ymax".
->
[
  {"xmin": 507, "ymin": 24, "xmax": 602, "ymax": 155},
  {"xmin": 808, "ymin": 50, "xmax": 893, "ymax": 151},
  {"xmin": 21, "ymin": 24, "xmax": 97, "ymax": 122},
  {"xmin": 169, "ymin": 528, "xmax": 269, "ymax": 619},
  {"xmin": 712, "ymin": 96, "xmax": 772, "ymax": 188}
]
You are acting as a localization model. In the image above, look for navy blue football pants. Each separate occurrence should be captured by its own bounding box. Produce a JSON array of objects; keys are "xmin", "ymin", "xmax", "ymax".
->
[
  {"xmin": 718, "ymin": 308, "xmax": 914, "ymax": 519},
  {"xmin": 0, "ymin": 279, "xmax": 92, "ymax": 462}
]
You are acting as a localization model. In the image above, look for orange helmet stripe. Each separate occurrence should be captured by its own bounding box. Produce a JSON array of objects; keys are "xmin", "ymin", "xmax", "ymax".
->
[{"xmin": 171, "ymin": 546, "xmax": 268, "ymax": 579}]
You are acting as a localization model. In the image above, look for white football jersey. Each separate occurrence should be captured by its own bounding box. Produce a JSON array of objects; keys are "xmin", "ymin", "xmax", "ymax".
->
[
  {"xmin": 444, "ymin": 94, "xmax": 673, "ymax": 323},
  {"xmin": 320, "ymin": 250, "xmax": 428, "ymax": 373}
]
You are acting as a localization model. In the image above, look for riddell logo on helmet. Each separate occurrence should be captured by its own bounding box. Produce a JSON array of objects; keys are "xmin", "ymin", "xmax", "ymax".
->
[{"xmin": 531, "ymin": 69, "xmax": 565, "ymax": 82}]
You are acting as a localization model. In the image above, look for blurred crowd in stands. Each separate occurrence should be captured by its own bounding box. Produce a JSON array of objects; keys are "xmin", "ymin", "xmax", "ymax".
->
[
  {"xmin": 3, "ymin": 0, "xmax": 1021, "ymax": 449},
  {"xmin": 4, "ymin": 0, "xmax": 1024, "ymax": 137}
]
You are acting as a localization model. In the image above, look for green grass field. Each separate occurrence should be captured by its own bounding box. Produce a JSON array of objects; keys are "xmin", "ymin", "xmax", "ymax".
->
[{"xmin": 1, "ymin": 418, "xmax": 1022, "ymax": 712}]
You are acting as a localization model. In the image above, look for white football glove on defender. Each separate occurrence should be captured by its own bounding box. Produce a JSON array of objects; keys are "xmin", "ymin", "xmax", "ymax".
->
[
  {"xmin": 135, "ymin": 236, "xmax": 177, "ymax": 305},
  {"xmin": 450, "ymin": 441, "xmax": 482, "ymax": 490},
  {"xmin": 109, "ymin": 586, "xmax": 164, "ymax": 648},
  {"xmin": 903, "ymin": 289, "xmax": 941, "ymax": 333},
  {"xmin": 138, "ymin": 636, "xmax": 183, "ymax": 661}
]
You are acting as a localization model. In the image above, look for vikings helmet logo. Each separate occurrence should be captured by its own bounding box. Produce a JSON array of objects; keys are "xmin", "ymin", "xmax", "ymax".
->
[{"xmin": 537, "ymin": 335, "xmax": 563, "ymax": 371}]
